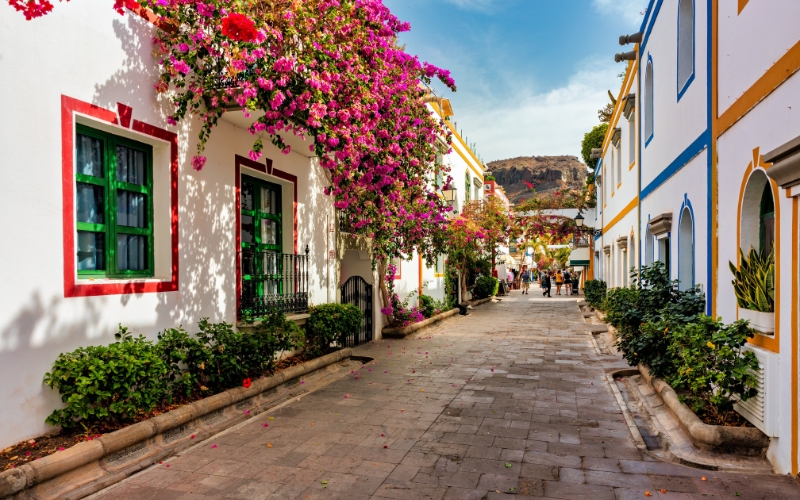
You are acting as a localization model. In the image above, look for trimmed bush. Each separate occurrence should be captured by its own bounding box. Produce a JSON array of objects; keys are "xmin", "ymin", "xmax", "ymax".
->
[
  {"xmin": 583, "ymin": 279, "xmax": 606, "ymax": 309},
  {"xmin": 306, "ymin": 303, "xmax": 362, "ymax": 357},
  {"xmin": 666, "ymin": 315, "xmax": 759, "ymax": 416},
  {"xmin": 418, "ymin": 294, "xmax": 436, "ymax": 318},
  {"xmin": 44, "ymin": 329, "xmax": 168, "ymax": 429},
  {"xmin": 44, "ymin": 313, "xmax": 306, "ymax": 430},
  {"xmin": 473, "ymin": 276, "xmax": 499, "ymax": 299}
]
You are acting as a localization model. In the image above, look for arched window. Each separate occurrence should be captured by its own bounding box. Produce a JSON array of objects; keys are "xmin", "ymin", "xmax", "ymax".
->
[
  {"xmin": 645, "ymin": 60, "xmax": 654, "ymax": 143},
  {"xmin": 678, "ymin": 207, "xmax": 694, "ymax": 290},
  {"xmin": 678, "ymin": 0, "xmax": 695, "ymax": 94},
  {"xmin": 645, "ymin": 225, "xmax": 654, "ymax": 265},
  {"xmin": 741, "ymin": 170, "xmax": 773, "ymax": 254},
  {"xmin": 629, "ymin": 234, "xmax": 636, "ymax": 281}
]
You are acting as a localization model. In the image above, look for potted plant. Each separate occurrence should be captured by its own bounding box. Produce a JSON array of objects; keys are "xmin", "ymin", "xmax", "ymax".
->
[{"xmin": 729, "ymin": 247, "xmax": 775, "ymax": 334}]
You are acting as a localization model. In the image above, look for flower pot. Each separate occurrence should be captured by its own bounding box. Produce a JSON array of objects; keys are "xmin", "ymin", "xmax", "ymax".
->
[{"xmin": 739, "ymin": 308, "xmax": 775, "ymax": 335}]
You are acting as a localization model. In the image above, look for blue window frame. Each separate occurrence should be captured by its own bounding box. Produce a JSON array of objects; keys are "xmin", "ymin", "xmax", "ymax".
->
[
  {"xmin": 677, "ymin": 0, "xmax": 695, "ymax": 100},
  {"xmin": 645, "ymin": 56, "xmax": 654, "ymax": 146}
]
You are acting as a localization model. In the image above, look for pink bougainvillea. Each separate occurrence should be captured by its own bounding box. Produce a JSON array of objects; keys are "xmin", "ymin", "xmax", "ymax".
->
[{"xmin": 12, "ymin": 0, "xmax": 457, "ymax": 266}]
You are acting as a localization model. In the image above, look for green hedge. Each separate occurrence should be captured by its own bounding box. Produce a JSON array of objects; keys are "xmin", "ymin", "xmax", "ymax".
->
[
  {"xmin": 605, "ymin": 262, "xmax": 758, "ymax": 416},
  {"xmin": 473, "ymin": 276, "xmax": 499, "ymax": 299},
  {"xmin": 583, "ymin": 279, "xmax": 606, "ymax": 309},
  {"xmin": 44, "ymin": 311, "xmax": 309, "ymax": 430},
  {"xmin": 306, "ymin": 303, "xmax": 362, "ymax": 357}
]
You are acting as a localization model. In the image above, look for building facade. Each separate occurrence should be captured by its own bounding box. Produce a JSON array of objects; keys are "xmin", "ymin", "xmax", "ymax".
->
[{"xmin": 596, "ymin": 0, "xmax": 800, "ymax": 475}]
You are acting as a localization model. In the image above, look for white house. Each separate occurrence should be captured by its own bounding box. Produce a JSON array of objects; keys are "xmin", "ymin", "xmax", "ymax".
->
[
  {"xmin": 594, "ymin": 59, "xmax": 640, "ymax": 289},
  {"xmin": 600, "ymin": 0, "xmax": 800, "ymax": 475}
]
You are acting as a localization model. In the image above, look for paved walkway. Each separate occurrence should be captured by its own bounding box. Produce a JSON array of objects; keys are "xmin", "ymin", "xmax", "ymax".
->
[{"xmin": 91, "ymin": 295, "xmax": 800, "ymax": 499}]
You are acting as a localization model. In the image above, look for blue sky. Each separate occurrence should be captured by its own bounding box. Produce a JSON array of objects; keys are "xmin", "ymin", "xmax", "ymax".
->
[{"xmin": 383, "ymin": 0, "xmax": 649, "ymax": 163}]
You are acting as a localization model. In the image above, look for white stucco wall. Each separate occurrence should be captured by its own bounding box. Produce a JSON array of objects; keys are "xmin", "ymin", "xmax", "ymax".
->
[
  {"xmin": 639, "ymin": 0, "xmax": 708, "ymax": 191},
  {"xmin": 717, "ymin": 1, "xmax": 800, "ymax": 115},
  {"xmin": 0, "ymin": 5, "xmax": 335, "ymax": 449},
  {"xmin": 716, "ymin": 69, "xmax": 800, "ymax": 475}
]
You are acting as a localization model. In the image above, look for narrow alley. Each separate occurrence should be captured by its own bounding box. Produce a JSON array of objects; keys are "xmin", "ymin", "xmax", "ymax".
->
[{"xmin": 88, "ymin": 298, "xmax": 800, "ymax": 500}]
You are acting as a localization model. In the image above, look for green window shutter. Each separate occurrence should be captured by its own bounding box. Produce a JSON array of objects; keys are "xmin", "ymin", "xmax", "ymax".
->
[{"xmin": 75, "ymin": 125, "xmax": 154, "ymax": 278}]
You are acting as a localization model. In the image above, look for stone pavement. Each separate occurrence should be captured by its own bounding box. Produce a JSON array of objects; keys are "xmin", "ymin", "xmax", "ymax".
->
[{"xmin": 89, "ymin": 294, "xmax": 800, "ymax": 500}]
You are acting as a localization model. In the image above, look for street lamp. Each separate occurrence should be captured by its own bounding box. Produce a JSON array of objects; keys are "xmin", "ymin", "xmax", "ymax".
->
[
  {"xmin": 441, "ymin": 186, "xmax": 457, "ymax": 202},
  {"xmin": 574, "ymin": 213, "xmax": 584, "ymax": 228}
]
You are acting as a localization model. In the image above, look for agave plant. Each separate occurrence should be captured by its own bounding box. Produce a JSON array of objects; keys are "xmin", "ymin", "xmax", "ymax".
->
[{"xmin": 729, "ymin": 247, "xmax": 775, "ymax": 313}]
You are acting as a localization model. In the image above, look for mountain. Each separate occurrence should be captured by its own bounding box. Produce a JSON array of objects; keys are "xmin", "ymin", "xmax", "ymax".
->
[{"xmin": 486, "ymin": 155, "xmax": 588, "ymax": 205}]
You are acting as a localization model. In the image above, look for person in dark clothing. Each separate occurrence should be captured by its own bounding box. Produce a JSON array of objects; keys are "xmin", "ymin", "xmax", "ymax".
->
[{"xmin": 541, "ymin": 271, "xmax": 551, "ymax": 297}]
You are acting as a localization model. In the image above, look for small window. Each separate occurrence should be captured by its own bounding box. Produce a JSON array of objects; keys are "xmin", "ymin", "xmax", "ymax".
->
[
  {"xmin": 645, "ymin": 60, "xmax": 654, "ymax": 142},
  {"xmin": 678, "ymin": 207, "xmax": 694, "ymax": 290},
  {"xmin": 678, "ymin": 0, "xmax": 694, "ymax": 93},
  {"xmin": 435, "ymin": 254, "xmax": 445, "ymax": 275},
  {"xmin": 75, "ymin": 125, "xmax": 154, "ymax": 277},
  {"xmin": 465, "ymin": 176, "xmax": 471, "ymax": 203},
  {"xmin": 628, "ymin": 117, "xmax": 636, "ymax": 165},
  {"xmin": 610, "ymin": 150, "xmax": 615, "ymax": 192}
]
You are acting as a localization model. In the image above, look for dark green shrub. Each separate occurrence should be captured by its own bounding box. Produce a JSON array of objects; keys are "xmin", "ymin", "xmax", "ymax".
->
[
  {"xmin": 666, "ymin": 315, "xmax": 759, "ymax": 416},
  {"xmin": 43, "ymin": 327, "xmax": 168, "ymax": 429},
  {"xmin": 418, "ymin": 295, "xmax": 436, "ymax": 318},
  {"xmin": 157, "ymin": 326, "xmax": 211, "ymax": 399},
  {"xmin": 610, "ymin": 262, "xmax": 706, "ymax": 377},
  {"xmin": 583, "ymin": 279, "xmax": 606, "ymax": 309},
  {"xmin": 473, "ymin": 276, "xmax": 499, "ymax": 299},
  {"xmin": 306, "ymin": 303, "xmax": 362, "ymax": 357}
]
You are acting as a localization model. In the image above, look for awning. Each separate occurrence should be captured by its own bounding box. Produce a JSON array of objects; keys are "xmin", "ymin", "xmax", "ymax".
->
[{"xmin": 569, "ymin": 260, "xmax": 590, "ymax": 266}]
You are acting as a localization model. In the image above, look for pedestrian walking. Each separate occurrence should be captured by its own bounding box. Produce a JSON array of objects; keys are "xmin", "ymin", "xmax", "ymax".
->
[
  {"xmin": 542, "ymin": 271, "xmax": 551, "ymax": 297},
  {"xmin": 555, "ymin": 270, "xmax": 564, "ymax": 295},
  {"xmin": 520, "ymin": 265, "xmax": 531, "ymax": 294},
  {"xmin": 563, "ymin": 269, "xmax": 571, "ymax": 295}
]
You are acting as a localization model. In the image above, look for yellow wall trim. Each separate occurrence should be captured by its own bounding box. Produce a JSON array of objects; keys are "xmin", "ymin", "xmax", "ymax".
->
[
  {"xmin": 430, "ymin": 102, "xmax": 485, "ymax": 180},
  {"xmin": 603, "ymin": 197, "xmax": 638, "ymax": 233},
  {"xmin": 602, "ymin": 59, "xmax": 639, "ymax": 156}
]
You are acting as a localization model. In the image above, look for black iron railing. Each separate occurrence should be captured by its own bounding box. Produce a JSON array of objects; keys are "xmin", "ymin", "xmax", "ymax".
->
[{"xmin": 239, "ymin": 251, "xmax": 309, "ymax": 319}]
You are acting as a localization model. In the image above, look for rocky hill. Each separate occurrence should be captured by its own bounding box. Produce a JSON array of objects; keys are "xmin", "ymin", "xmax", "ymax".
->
[{"xmin": 486, "ymin": 155, "xmax": 588, "ymax": 205}]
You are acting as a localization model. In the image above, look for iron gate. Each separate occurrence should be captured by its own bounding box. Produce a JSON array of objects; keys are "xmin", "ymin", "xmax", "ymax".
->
[{"xmin": 340, "ymin": 276, "xmax": 373, "ymax": 347}]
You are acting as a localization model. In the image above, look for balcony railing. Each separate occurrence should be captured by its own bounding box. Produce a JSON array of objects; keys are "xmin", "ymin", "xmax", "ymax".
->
[{"xmin": 239, "ymin": 251, "xmax": 309, "ymax": 319}]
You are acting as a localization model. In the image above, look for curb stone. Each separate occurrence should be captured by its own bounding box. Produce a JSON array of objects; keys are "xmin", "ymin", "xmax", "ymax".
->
[
  {"xmin": 0, "ymin": 348, "xmax": 359, "ymax": 500},
  {"xmin": 637, "ymin": 363, "xmax": 770, "ymax": 454}
]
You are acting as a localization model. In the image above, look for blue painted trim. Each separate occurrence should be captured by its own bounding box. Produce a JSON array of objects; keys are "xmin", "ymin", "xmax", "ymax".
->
[
  {"xmin": 645, "ymin": 55, "xmax": 655, "ymax": 147},
  {"xmin": 705, "ymin": 0, "xmax": 713, "ymax": 316},
  {"xmin": 677, "ymin": 194, "xmax": 696, "ymax": 290},
  {"xmin": 640, "ymin": 0, "xmax": 665, "ymax": 54},
  {"xmin": 676, "ymin": 0, "xmax": 696, "ymax": 101},
  {"xmin": 640, "ymin": 0, "xmax": 657, "ymax": 34},
  {"xmin": 641, "ymin": 130, "xmax": 709, "ymax": 200}
]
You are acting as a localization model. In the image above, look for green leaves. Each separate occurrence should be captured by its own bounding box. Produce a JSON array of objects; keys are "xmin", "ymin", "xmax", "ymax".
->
[
  {"xmin": 583, "ymin": 280, "xmax": 607, "ymax": 309},
  {"xmin": 44, "ymin": 314, "xmax": 307, "ymax": 430},
  {"xmin": 305, "ymin": 304, "xmax": 362, "ymax": 358},
  {"xmin": 729, "ymin": 246, "xmax": 775, "ymax": 313},
  {"xmin": 666, "ymin": 316, "xmax": 759, "ymax": 414},
  {"xmin": 473, "ymin": 276, "xmax": 499, "ymax": 299}
]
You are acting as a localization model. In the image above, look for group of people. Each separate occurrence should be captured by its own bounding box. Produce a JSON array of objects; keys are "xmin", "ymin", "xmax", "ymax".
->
[{"xmin": 510, "ymin": 266, "xmax": 577, "ymax": 297}]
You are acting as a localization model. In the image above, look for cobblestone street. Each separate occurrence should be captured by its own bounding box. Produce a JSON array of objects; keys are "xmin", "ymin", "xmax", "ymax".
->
[{"xmin": 89, "ymin": 295, "xmax": 800, "ymax": 500}]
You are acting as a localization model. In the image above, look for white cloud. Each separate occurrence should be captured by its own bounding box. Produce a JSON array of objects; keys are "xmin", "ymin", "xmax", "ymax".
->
[
  {"xmin": 593, "ymin": 0, "xmax": 649, "ymax": 28},
  {"xmin": 448, "ymin": 64, "xmax": 622, "ymax": 163}
]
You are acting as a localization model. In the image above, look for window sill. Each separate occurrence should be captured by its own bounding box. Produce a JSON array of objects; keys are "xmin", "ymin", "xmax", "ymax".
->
[{"xmin": 77, "ymin": 277, "xmax": 168, "ymax": 284}]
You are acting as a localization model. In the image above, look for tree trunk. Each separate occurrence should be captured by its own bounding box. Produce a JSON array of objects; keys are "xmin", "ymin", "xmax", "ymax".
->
[
  {"xmin": 377, "ymin": 256, "xmax": 392, "ymax": 319},
  {"xmin": 460, "ymin": 256, "xmax": 468, "ymax": 304}
]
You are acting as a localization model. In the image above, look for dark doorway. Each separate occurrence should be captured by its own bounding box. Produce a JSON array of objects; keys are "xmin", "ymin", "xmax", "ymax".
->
[{"xmin": 340, "ymin": 276, "xmax": 373, "ymax": 347}]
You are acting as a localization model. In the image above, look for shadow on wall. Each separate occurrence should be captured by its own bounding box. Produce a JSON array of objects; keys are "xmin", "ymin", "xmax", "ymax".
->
[{"xmin": 296, "ymin": 156, "xmax": 334, "ymax": 305}]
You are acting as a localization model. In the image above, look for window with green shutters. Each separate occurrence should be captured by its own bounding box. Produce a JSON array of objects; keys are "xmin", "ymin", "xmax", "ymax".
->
[
  {"xmin": 75, "ymin": 125, "xmax": 154, "ymax": 278},
  {"xmin": 240, "ymin": 175, "xmax": 283, "ymax": 300}
]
